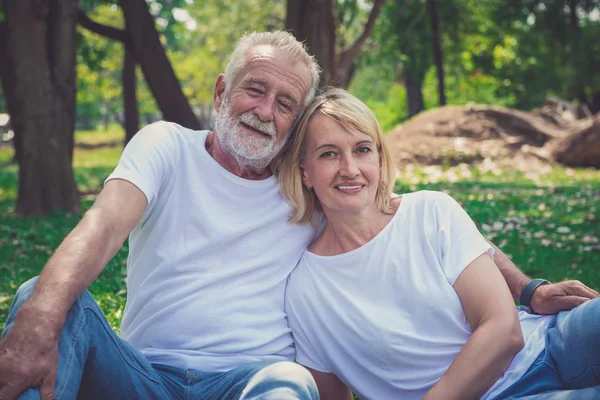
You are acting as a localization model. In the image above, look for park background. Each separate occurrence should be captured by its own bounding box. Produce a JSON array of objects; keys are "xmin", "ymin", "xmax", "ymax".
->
[{"xmin": 0, "ymin": 0, "xmax": 599, "ymax": 332}]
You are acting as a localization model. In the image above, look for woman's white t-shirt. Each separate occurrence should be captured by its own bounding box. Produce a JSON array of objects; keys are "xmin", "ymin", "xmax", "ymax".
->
[{"xmin": 285, "ymin": 190, "xmax": 553, "ymax": 399}]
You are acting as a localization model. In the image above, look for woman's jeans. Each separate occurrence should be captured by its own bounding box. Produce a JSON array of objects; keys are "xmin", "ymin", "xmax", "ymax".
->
[
  {"xmin": 1, "ymin": 277, "xmax": 319, "ymax": 400},
  {"xmin": 496, "ymin": 297, "xmax": 600, "ymax": 399}
]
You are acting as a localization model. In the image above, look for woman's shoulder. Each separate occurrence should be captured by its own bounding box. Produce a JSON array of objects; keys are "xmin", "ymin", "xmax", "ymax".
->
[
  {"xmin": 402, "ymin": 189, "xmax": 454, "ymax": 201},
  {"xmin": 400, "ymin": 190, "xmax": 459, "ymax": 211}
]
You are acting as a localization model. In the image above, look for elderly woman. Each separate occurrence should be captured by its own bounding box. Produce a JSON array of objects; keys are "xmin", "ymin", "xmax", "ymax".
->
[{"xmin": 273, "ymin": 88, "xmax": 600, "ymax": 400}]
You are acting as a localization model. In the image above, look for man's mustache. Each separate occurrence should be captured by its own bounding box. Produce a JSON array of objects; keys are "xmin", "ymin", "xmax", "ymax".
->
[{"xmin": 238, "ymin": 113, "xmax": 277, "ymax": 137}]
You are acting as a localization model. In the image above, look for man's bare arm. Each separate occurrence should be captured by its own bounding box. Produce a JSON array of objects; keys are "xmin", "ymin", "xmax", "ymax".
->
[
  {"xmin": 487, "ymin": 241, "xmax": 531, "ymax": 301},
  {"xmin": 488, "ymin": 240, "xmax": 599, "ymax": 314},
  {"xmin": 0, "ymin": 179, "xmax": 147, "ymax": 400},
  {"xmin": 26, "ymin": 179, "xmax": 147, "ymax": 326}
]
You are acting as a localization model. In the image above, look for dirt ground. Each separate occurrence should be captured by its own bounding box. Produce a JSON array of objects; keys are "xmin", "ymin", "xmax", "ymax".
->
[{"xmin": 385, "ymin": 102, "xmax": 599, "ymax": 172}]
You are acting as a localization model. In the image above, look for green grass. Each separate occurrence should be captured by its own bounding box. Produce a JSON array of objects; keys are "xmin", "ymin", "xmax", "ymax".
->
[
  {"xmin": 1, "ymin": 141, "xmax": 600, "ymax": 336},
  {"xmin": 75, "ymin": 123, "xmax": 125, "ymax": 146}
]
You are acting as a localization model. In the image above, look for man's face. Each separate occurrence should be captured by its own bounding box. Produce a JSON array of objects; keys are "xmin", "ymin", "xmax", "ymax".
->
[{"xmin": 214, "ymin": 46, "xmax": 312, "ymax": 169}]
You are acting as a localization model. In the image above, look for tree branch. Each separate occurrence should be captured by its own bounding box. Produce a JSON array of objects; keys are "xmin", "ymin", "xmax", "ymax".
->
[
  {"xmin": 338, "ymin": 0, "xmax": 386, "ymax": 68},
  {"xmin": 77, "ymin": 9, "xmax": 127, "ymax": 43}
]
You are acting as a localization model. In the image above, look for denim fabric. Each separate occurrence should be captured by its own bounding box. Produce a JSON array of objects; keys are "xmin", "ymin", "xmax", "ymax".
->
[
  {"xmin": 496, "ymin": 298, "xmax": 600, "ymax": 399},
  {"xmin": 2, "ymin": 277, "xmax": 318, "ymax": 400}
]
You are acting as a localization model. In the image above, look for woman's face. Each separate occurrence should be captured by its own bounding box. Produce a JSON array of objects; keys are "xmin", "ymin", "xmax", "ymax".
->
[{"xmin": 301, "ymin": 113, "xmax": 381, "ymax": 216}]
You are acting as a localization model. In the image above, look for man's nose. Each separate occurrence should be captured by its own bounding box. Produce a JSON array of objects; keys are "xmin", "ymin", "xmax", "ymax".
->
[{"xmin": 253, "ymin": 94, "xmax": 276, "ymax": 122}]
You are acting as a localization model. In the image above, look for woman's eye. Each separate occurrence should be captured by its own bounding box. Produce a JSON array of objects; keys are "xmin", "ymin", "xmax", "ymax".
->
[
  {"xmin": 357, "ymin": 147, "xmax": 372, "ymax": 154},
  {"xmin": 319, "ymin": 151, "xmax": 335, "ymax": 158}
]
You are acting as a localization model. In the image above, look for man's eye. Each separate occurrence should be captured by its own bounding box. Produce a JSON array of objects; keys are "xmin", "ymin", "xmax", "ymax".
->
[
  {"xmin": 248, "ymin": 87, "xmax": 264, "ymax": 95},
  {"xmin": 278, "ymin": 101, "xmax": 292, "ymax": 112}
]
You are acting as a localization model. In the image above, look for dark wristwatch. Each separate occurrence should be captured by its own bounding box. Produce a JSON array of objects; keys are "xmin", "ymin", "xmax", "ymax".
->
[{"xmin": 519, "ymin": 278, "xmax": 550, "ymax": 314}]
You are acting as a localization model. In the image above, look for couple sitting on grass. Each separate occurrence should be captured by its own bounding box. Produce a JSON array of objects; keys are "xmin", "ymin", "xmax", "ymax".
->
[{"xmin": 1, "ymin": 31, "xmax": 598, "ymax": 400}]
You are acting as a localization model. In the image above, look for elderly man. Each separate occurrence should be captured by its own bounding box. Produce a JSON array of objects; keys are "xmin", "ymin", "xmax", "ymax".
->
[{"xmin": 0, "ymin": 31, "xmax": 597, "ymax": 400}]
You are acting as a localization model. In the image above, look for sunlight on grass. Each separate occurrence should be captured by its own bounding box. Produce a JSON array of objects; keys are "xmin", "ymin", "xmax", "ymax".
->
[
  {"xmin": 0, "ymin": 146, "xmax": 14, "ymax": 164},
  {"xmin": 75, "ymin": 123, "xmax": 124, "ymax": 145},
  {"xmin": 73, "ymin": 147, "xmax": 123, "ymax": 168}
]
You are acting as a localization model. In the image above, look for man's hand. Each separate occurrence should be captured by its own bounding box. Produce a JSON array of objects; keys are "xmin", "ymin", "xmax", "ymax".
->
[
  {"xmin": 530, "ymin": 280, "xmax": 600, "ymax": 315},
  {"xmin": 0, "ymin": 307, "xmax": 60, "ymax": 400}
]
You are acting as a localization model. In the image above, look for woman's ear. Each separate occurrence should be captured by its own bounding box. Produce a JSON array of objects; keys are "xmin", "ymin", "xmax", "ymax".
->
[{"xmin": 300, "ymin": 163, "xmax": 312, "ymax": 190}]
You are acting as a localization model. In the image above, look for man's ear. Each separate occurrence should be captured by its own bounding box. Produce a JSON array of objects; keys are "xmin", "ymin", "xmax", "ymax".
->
[{"xmin": 214, "ymin": 74, "xmax": 226, "ymax": 112}]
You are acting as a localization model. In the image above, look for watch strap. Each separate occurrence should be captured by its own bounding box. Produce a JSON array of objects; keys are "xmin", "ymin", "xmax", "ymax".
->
[{"xmin": 520, "ymin": 278, "xmax": 550, "ymax": 314}]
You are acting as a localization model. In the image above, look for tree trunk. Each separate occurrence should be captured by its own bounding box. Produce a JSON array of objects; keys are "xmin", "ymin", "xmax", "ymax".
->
[
  {"xmin": 286, "ymin": 0, "xmax": 336, "ymax": 86},
  {"xmin": 4, "ymin": 0, "xmax": 80, "ymax": 215},
  {"xmin": 0, "ymin": 21, "xmax": 22, "ymax": 165},
  {"xmin": 49, "ymin": 0, "xmax": 77, "ymax": 160},
  {"xmin": 102, "ymin": 100, "xmax": 111, "ymax": 130},
  {"xmin": 286, "ymin": 0, "xmax": 385, "ymax": 88},
  {"xmin": 404, "ymin": 72, "xmax": 425, "ymax": 117},
  {"xmin": 427, "ymin": 0, "xmax": 446, "ymax": 106},
  {"xmin": 118, "ymin": 0, "xmax": 199, "ymax": 130},
  {"xmin": 123, "ymin": 44, "xmax": 139, "ymax": 145}
]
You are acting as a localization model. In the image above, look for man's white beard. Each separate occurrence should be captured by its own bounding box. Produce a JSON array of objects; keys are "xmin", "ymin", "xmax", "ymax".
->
[{"xmin": 214, "ymin": 100, "xmax": 286, "ymax": 170}]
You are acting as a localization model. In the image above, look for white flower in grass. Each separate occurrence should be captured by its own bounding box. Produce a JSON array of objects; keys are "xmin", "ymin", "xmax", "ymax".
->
[
  {"xmin": 557, "ymin": 227, "xmax": 570, "ymax": 234},
  {"xmin": 582, "ymin": 235, "xmax": 599, "ymax": 244}
]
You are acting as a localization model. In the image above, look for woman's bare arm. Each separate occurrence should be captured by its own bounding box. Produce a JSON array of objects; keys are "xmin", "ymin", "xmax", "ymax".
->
[
  {"xmin": 423, "ymin": 252, "xmax": 524, "ymax": 400},
  {"xmin": 307, "ymin": 367, "xmax": 353, "ymax": 400}
]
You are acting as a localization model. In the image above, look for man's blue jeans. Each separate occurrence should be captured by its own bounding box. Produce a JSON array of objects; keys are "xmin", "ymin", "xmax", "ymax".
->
[
  {"xmin": 496, "ymin": 297, "xmax": 600, "ymax": 399},
  {"xmin": 2, "ymin": 277, "xmax": 319, "ymax": 400}
]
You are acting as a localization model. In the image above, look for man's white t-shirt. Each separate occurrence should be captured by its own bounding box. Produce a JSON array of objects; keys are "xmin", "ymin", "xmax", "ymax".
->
[
  {"xmin": 286, "ymin": 190, "xmax": 554, "ymax": 400},
  {"xmin": 105, "ymin": 121, "xmax": 317, "ymax": 372}
]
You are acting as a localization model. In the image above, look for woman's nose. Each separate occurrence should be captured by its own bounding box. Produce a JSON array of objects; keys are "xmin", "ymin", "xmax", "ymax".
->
[{"xmin": 339, "ymin": 155, "xmax": 360, "ymax": 178}]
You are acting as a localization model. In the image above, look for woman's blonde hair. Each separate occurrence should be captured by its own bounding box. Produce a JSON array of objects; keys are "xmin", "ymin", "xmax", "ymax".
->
[{"xmin": 273, "ymin": 87, "xmax": 396, "ymax": 224}]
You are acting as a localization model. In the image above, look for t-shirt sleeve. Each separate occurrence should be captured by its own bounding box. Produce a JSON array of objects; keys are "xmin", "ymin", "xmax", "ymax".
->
[
  {"xmin": 105, "ymin": 121, "xmax": 178, "ymax": 211},
  {"xmin": 285, "ymin": 276, "xmax": 330, "ymax": 373},
  {"xmin": 431, "ymin": 191, "xmax": 494, "ymax": 285}
]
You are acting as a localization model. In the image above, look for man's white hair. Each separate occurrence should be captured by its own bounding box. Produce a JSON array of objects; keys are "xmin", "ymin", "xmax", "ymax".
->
[{"xmin": 224, "ymin": 31, "xmax": 321, "ymax": 106}]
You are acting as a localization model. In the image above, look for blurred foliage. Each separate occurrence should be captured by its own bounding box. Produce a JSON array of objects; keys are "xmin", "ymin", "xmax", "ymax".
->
[
  {"xmin": 76, "ymin": 4, "xmax": 125, "ymax": 128},
  {"xmin": 350, "ymin": 0, "xmax": 599, "ymax": 128},
  {"xmin": 0, "ymin": 0, "xmax": 598, "ymax": 132},
  {"xmin": 71, "ymin": 0, "xmax": 286, "ymax": 130}
]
